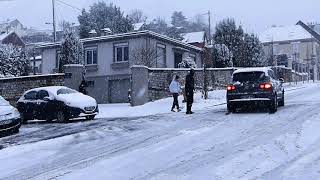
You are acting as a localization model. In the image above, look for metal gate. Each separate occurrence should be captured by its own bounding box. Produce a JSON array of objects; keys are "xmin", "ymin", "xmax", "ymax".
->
[{"xmin": 109, "ymin": 79, "xmax": 130, "ymax": 103}]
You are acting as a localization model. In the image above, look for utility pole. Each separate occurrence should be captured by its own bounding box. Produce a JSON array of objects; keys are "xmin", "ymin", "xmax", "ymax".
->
[
  {"xmin": 208, "ymin": 10, "xmax": 211, "ymax": 45},
  {"xmin": 52, "ymin": 0, "xmax": 57, "ymax": 42}
]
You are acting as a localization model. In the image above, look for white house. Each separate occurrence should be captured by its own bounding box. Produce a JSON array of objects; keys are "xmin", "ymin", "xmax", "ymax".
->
[{"xmin": 38, "ymin": 30, "xmax": 202, "ymax": 103}]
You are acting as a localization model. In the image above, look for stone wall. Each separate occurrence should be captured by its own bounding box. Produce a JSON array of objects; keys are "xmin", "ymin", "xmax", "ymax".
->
[
  {"xmin": 148, "ymin": 68, "xmax": 235, "ymax": 101},
  {"xmin": 0, "ymin": 74, "xmax": 65, "ymax": 106}
]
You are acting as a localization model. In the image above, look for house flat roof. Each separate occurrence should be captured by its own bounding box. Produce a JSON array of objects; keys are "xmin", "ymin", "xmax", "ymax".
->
[{"xmin": 37, "ymin": 30, "xmax": 203, "ymax": 52}]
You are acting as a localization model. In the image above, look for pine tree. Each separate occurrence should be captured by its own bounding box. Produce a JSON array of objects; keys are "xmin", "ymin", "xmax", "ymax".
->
[
  {"xmin": 214, "ymin": 18, "xmax": 265, "ymax": 67},
  {"xmin": 146, "ymin": 18, "xmax": 168, "ymax": 34},
  {"xmin": 171, "ymin": 11, "xmax": 188, "ymax": 28},
  {"xmin": 78, "ymin": 2, "xmax": 133, "ymax": 38},
  {"xmin": 59, "ymin": 27, "xmax": 84, "ymax": 72},
  {"xmin": 211, "ymin": 44, "xmax": 233, "ymax": 68},
  {"xmin": 129, "ymin": 9, "xmax": 147, "ymax": 23}
]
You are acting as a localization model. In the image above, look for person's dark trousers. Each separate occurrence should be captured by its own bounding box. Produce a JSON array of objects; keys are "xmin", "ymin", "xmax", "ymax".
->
[
  {"xmin": 186, "ymin": 92, "xmax": 194, "ymax": 114},
  {"xmin": 171, "ymin": 93, "xmax": 179, "ymax": 110}
]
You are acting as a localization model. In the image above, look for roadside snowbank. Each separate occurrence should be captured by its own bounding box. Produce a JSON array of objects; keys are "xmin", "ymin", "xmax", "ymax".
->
[{"xmin": 97, "ymin": 90, "xmax": 226, "ymax": 119}]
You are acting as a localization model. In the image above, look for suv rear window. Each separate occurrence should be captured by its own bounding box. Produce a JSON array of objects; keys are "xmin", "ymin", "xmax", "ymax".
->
[{"xmin": 233, "ymin": 72, "xmax": 267, "ymax": 83}]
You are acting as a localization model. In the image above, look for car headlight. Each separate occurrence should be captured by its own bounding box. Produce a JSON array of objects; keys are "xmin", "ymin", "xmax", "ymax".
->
[{"xmin": 7, "ymin": 109, "xmax": 20, "ymax": 120}]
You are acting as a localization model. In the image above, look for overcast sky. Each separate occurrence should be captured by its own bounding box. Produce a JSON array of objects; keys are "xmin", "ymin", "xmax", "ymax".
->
[{"xmin": 0, "ymin": 0, "xmax": 319, "ymax": 33}]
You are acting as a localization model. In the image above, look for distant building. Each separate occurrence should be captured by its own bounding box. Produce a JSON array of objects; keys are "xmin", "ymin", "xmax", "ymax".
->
[
  {"xmin": 0, "ymin": 31, "xmax": 25, "ymax": 47},
  {"xmin": 0, "ymin": 19, "xmax": 24, "ymax": 34},
  {"xmin": 259, "ymin": 21, "xmax": 320, "ymax": 80}
]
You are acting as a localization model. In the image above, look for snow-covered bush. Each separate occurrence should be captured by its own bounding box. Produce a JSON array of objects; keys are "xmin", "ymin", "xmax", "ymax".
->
[
  {"xmin": 0, "ymin": 44, "xmax": 30, "ymax": 77},
  {"xmin": 211, "ymin": 44, "xmax": 233, "ymax": 68},
  {"xmin": 178, "ymin": 56, "xmax": 197, "ymax": 68}
]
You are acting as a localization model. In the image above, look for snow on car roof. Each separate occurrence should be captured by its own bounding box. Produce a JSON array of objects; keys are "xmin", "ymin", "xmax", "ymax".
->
[
  {"xmin": 233, "ymin": 67, "xmax": 271, "ymax": 75},
  {"xmin": 25, "ymin": 86, "xmax": 74, "ymax": 95}
]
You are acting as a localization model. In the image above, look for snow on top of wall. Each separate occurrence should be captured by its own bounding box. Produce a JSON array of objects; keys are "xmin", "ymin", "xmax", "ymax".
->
[
  {"xmin": 259, "ymin": 25, "xmax": 312, "ymax": 43},
  {"xmin": 182, "ymin": 31, "xmax": 205, "ymax": 43}
]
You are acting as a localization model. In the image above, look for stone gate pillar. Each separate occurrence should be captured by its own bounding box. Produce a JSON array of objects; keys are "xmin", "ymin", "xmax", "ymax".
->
[{"xmin": 131, "ymin": 65, "xmax": 149, "ymax": 106}]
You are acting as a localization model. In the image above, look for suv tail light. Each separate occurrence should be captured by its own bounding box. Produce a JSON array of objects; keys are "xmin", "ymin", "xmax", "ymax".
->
[
  {"xmin": 259, "ymin": 83, "xmax": 272, "ymax": 90},
  {"xmin": 227, "ymin": 85, "xmax": 236, "ymax": 91}
]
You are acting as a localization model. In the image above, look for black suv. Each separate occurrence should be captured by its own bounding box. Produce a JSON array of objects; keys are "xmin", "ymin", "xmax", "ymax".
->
[{"xmin": 227, "ymin": 67, "xmax": 284, "ymax": 113}]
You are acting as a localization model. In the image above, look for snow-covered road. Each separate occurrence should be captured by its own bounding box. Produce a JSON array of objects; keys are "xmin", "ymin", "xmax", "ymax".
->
[{"xmin": 1, "ymin": 82, "xmax": 320, "ymax": 180}]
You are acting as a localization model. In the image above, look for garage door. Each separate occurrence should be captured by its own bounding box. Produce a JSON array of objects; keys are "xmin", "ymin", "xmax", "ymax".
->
[{"xmin": 109, "ymin": 79, "xmax": 131, "ymax": 103}]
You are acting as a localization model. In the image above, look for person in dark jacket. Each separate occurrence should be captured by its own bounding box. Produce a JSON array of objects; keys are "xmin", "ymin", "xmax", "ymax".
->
[
  {"xmin": 185, "ymin": 69, "xmax": 195, "ymax": 114},
  {"xmin": 79, "ymin": 80, "xmax": 88, "ymax": 95}
]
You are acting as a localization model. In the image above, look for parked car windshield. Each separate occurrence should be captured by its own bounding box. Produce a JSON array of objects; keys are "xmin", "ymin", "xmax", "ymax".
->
[
  {"xmin": 57, "ymin": 88, "xmax": 78, "ymax": 95},
  {"xmin": 0, "ymin": 96, "xmax": 9, "ymax": 106},
  {"xmin": 233, "ymin": 72, "xmax": 267, "ymax": 83}
]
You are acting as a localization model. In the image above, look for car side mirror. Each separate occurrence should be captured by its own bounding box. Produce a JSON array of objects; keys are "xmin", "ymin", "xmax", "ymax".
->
[
  {"xmin": 279, "ymin": 78, "xmax": 284, "ymax": 83},
  {"xmin": 43, "ymin": 96, "xmax": 53, "ymax": 101}
]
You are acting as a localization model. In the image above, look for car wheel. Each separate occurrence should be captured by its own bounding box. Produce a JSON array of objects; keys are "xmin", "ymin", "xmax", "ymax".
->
[
  {"xmin": 57, "ymin": 111, "xmax": 69, "ymax": 123},
  {"xmin": 13, "ymin": 127, "xmax": 19, "ymax": 134},
  {"xmin": 20, "ymin": 113, "xmax": 29, "ymax": 124},
  {"xmin": 269, "ymin": 94, "xmax": 278, "ymax": 113},
  {"xmin": 278, "ymin": 91, "xmax": 285, "ymax": 107},
  {"xmin": 45, "ymin": 114, "xmax": 54, "ymax": 123},
  {"xmin": 86, "ymin": 115, "xmax": 96, "ymax": 120}
]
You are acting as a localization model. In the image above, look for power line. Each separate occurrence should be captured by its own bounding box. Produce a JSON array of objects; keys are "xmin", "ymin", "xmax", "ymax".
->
[{"xmin": 56, "ymin": 0, "xmax": 82, "ymax": 12}]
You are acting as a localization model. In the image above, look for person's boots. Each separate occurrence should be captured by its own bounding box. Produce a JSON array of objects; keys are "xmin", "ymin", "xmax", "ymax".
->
[{"xmin": 186, "ymin": 105, "xmax": 191, "ymax": 114}]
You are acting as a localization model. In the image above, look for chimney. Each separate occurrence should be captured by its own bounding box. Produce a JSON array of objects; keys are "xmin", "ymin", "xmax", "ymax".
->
[
  {"xmin": 89, "ymin": 29, "xmax": 97, "ymax": 38},
  {"xmin": 101, "ymin": 28, "xmax": 112, "ymax": 36}
]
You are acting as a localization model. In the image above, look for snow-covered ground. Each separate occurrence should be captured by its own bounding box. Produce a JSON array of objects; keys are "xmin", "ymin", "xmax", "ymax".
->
[
  {"xmin": 97, "ymin": 90, "xmax": 226, "ymax": 119},
  {"xmin": 1, "ymin": 82, "xmax": 320, "ymax": 180}
]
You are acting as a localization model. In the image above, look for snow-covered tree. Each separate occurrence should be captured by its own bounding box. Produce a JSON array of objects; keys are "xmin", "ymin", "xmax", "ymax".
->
[
  {"xmin": 59, "ymin": 27, "xmax": 84, "ymax": 72},
  {"xmin": 131, "ymin": 45, "xmax": 159, "ymax": 67},
  {"xmin": 211, "ymin": 44, "xmax": 233, "ymax": 68},
  {"xmin": 146, "ymin": 17, "xmax": 168, "ymax": 35},
  {"xmin": 178, "ymin": 56, "xmax": 197, "ymax": 68},
  {"xmin": 129, "ymin": 9, "xmax": 147, "ymax": 23},
  {"xmin": 171, "ymin": 11, "xmax": 188, "ymax": 28},
  {"xmin": 78, "ymin": 2, "xmax": 133, "ymax": 38},
  {"xmin": 238, "ymin": 33, "xmax": 266, "ymax": 67},
  {"xmin": 0, "ymin": 44, "xmax": 30, "ymax": 77},
  {"xmin": 214, "ymin": 18, "xmax": 266, "ymax": 67}
]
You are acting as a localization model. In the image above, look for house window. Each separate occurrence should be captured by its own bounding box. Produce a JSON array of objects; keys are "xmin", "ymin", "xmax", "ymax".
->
[
  {"xmin": 156, "ymin": 43, "xmax": 166, "ymax": 68},
  {"xmin": 114, "ymin": 42, "xmax": 129, "ymax": 62},
  {"xmin": 85, "ymin": 48, "xmax": 98, "ymax": 65}
]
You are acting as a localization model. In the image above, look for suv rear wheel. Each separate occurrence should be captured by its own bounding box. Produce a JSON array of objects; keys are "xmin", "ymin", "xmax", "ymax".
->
[
  {"xmin": 278, "ymin": 91, "xmax": 285, "ymax": 107},
  {"xmin": 227, "ymin": 103, "xmax": 236, "ymax": 113},
  {"xmin": 269, "ymin": 94, "xmax": 278, "ymax": 113}
]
